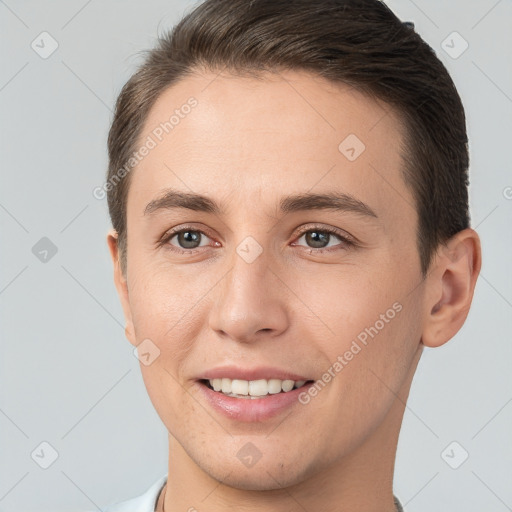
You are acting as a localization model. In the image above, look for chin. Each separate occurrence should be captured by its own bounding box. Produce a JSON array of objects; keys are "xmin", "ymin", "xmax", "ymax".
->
[
  {"xmin": 209, "ymin": 464, "xmax": 306, "ymax": 491},
  {"xmin": 195, "ymin": 447, "xmax": 316, "ymax": 491}
]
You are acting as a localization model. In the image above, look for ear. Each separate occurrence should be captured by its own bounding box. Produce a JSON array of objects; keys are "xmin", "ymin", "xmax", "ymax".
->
[
  {"xmin": 107, "ymin": 229, "xmax": 136, "ymax": 346},
  {"xmin": 421, "ymin": 228, "xmax": 482, "ymax": 348}
]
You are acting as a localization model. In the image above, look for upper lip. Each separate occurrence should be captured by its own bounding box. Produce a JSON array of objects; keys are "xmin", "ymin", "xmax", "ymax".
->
[{"xmin": 198, "ymin": 365, "xmax": 313, "ymax": 382}]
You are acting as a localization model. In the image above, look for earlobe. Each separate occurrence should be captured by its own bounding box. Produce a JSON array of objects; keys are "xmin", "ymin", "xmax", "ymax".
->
[
  {"xmin": 421, "ymin": 228, "xmax": 482, "ymax": 348},
  {"xmin": 107, "ymin": 229, "xmax": 137, "ymax": 346}
]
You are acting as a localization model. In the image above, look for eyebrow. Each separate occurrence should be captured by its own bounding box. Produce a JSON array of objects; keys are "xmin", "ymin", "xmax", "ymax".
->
[{"xmin": 144, "ymin": 189, "xmax": 378, "ymax": 219}]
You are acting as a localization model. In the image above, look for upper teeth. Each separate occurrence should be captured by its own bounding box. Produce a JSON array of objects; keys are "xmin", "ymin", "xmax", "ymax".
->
[{"xmin": 209, "ymin": 378, "xmax": 307, "ymax": 397}]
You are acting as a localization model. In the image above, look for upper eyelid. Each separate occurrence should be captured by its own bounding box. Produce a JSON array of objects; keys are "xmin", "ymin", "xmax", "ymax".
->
[
  {"xmin": 294, "ymin": 224, "xmax": 356, "ymax": 246},
  {"xmin": 296, "ymin": 223, "xmax": 352, "ymax": 237},
  {"xmin": 165, "ymin": 223, "xmax": 347, "ymax": 237},
  {"xmin": 163, "ymin": 224, "xmax": 215, "ymax": 242}
]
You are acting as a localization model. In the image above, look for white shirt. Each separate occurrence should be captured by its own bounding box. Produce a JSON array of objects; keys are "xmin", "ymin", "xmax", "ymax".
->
[{"xmin": 101, "ymin": 474, "xmax": 167, "ymax": 512}]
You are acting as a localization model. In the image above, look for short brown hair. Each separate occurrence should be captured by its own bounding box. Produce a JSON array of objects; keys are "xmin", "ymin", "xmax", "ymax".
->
[{"xmin": 107, "ymin": 0, "xmax": 470, "ymax": 276}]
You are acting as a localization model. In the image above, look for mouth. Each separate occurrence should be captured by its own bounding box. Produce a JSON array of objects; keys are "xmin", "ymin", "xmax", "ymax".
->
[
  {"xmin": 199, "ymin": 378, "xmax": 315, "ymax": 399},
  {"xmin": 196, "ymin": 377, "xmax": 316, "ymax": 422}
]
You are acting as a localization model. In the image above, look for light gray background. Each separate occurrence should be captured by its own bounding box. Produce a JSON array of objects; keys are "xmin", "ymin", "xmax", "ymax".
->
[{"xmin": 1, "ymin": 0, "xmax": 511, "ymax": 511}]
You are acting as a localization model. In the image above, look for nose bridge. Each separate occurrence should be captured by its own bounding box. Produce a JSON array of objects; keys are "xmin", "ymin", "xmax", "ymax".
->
[
  {"xmin": 208, "ymin": 229, "xmax": 288, "ymax": 342},
  {"xmin": 226, "ymin": 232, "xmax": 273, "ymax": 309}
]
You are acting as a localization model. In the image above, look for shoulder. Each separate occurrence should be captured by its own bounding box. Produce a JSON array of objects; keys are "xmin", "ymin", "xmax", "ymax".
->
[
  {"xmin": 394, "ymin": 495, "xmax": 405, "ymax": 512},
  {"xmin": 85, "ymin": 474, "xmax": 167, "ymax": 512}
]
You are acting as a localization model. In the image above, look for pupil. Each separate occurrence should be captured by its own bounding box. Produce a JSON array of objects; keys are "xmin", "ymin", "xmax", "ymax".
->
[
  {"xmin": 179, "ymin": 230, "xmax": 200, "ymax": 248},
  {"xmin": 306, "ymin": 231, "xmax": 329, "ymax": 248}
]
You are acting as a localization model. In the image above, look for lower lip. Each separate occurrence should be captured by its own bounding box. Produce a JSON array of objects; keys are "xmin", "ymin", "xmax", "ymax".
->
[{"xmin": 196, "ymin": 381, "xmax": 313, "ymax": 422}]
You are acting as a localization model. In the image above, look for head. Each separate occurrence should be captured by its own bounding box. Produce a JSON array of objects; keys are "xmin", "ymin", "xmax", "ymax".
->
[{"xmin": 105, "ymin": 0, "xmax": 481, "ymax": 491}]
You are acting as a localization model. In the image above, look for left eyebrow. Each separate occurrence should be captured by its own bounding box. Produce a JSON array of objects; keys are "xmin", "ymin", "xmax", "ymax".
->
[
  {"xmin": 144, "ymin": 188, "xmax": 378, "ymax": 219},
  {"xmin": 279, "ymin": 191, "xmax": 377, "ymax": 218}
]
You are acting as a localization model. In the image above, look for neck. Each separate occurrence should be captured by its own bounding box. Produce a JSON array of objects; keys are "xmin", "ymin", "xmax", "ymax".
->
[{"xmin": 163, "ymin": 347, "xmax": 421, "ymax": 512}]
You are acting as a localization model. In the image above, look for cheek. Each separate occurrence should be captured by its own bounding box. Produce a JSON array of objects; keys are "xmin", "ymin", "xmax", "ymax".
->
[
  {"xmin": 130, "ymin": 267, "xmax": 205, "ymax": 429},
  {"xmin": 128, "ymin": 262, "xmax": 206, "ymax": 337},
  {"xmin": 301, "ymin": 264, "xmax": 419, "ymax": 404},
  {"xmin": 127, "ymin": 263, "xmax": 227, "ymax": 400},
  {"xmin": 290, "ymin": 262, "xmax": 401, "ymax": 345},
  {"xmin": 127, "ymin": 267, "xmax": 203, "ymax": 392}
]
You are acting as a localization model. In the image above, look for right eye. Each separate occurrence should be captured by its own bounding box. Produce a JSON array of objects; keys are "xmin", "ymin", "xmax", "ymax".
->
[{"xmin": 161, "ymin": 227, "xmax": 215, "ymax": 253}]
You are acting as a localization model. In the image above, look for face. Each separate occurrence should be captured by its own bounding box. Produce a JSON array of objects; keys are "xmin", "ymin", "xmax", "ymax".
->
[{"xmin": 113, "ymin": 69, "xmax": 428, "ymax": 490}]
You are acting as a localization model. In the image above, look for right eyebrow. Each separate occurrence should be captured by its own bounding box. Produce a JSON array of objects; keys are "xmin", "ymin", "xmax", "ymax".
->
[{"xmin": 144, "ymin": 189, "xmax": 222, "ymax": 216}]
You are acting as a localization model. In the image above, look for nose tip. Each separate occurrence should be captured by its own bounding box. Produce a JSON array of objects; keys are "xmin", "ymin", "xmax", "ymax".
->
[{"xmin": 208, "ymin": 261, "xmax": 289, "ymax": 344}]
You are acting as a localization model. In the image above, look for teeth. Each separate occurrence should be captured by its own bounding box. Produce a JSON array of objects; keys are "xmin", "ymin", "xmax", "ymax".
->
[
  {"xmin": 208, "ymin": 378, "xmax": 308, "ymax": 397},
  {"xmin": 221, "ymin": 378, "xmax": 231, "ymax": 393},
  {"xmin": 231, "ymin": 379, "xmax": 248, "ymax": 395}
]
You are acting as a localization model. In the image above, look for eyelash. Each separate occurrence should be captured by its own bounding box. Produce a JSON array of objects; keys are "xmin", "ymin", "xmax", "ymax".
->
[{"xmin": 158, "ymin": 224, "xmax": 356, "ymax": 255}]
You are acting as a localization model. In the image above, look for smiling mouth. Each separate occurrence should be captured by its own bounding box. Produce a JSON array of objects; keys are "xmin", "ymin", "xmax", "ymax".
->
[{"xmin": 199, "ymin": 378, "xmax": 315, "ymax": 399}]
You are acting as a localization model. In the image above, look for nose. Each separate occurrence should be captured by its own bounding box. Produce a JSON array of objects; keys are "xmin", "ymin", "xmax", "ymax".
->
[{"xmin": 208, "ymin": 244, "xmax": 289, "ymax": 344}]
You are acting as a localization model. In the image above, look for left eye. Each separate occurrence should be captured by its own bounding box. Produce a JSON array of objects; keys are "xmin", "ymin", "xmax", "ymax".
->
[{"xmin": 294, "ymin": 228, "xmax": 351, "ymax": 251}]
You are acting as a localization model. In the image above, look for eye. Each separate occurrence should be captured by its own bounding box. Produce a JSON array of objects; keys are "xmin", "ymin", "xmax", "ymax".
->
[
  {"xmin": 160, "ymin": 227, "xmax": 215, "ymax": 254},
  {"xmin": 158, "ymin": 224, "xmax": 355, "ymax": 255},
  {"xmin": 292, "ymin": 225, "xmax": 354, "ymax": 253}
]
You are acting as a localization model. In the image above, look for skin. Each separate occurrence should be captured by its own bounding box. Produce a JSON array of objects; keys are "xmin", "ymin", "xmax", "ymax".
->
[{"xmin": 107, "ymin": 69, "xmax": 481, "ymax": 512}]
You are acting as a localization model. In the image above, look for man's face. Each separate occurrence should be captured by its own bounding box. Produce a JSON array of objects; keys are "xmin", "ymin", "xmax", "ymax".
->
[{"xmin": 115, "ymin": 70, "xmax": 426, "ymax": 489}]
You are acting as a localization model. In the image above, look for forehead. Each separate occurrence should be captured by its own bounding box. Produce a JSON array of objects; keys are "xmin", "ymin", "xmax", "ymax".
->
[{"xmin": 128, "ymin": 69, "xmax": 412, "ymax": 224}]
